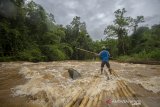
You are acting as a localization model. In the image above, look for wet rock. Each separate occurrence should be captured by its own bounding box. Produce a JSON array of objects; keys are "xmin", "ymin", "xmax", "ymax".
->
[{"xmin": 68, "ymin": 68, "xmax": 81, "ymax": 80}]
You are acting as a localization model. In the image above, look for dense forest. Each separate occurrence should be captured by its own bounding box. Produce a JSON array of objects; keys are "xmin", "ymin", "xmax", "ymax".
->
[{"xmin": 0, "ymin": 0, "xmax": 160, "ymax": 62}]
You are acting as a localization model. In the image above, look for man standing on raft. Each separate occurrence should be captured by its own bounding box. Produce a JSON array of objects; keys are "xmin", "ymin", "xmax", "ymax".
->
[{"xmin": 98, "ymin": 46, "xmax": 112, "ymax": 75}]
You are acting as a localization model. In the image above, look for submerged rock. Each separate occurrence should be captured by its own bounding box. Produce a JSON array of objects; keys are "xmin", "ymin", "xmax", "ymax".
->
[{"xmin": 68, "ymin": 68, "xmax": 81, "ymax": 80}]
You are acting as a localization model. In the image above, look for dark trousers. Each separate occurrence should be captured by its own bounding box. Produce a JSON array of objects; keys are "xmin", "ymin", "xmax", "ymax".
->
[{"xmin": 101, "ymin": 61, "xmax": 111, "ymax": 74}]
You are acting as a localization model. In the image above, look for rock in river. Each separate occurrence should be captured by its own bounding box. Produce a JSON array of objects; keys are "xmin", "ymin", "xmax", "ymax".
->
[{"xmin": 68, "ymin": 68, "xmax": 81, "ymax": 80}]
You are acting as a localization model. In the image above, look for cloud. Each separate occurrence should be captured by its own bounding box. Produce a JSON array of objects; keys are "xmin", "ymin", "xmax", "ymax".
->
[{"xmin": 34, "ymin": 0, "xmax": 160, "ymax": 40}]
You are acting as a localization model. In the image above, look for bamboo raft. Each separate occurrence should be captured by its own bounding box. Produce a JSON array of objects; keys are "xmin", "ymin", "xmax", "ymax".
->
[{"xmin": 65, "ymin": 70, "xmax": 149, "ymax": 107}]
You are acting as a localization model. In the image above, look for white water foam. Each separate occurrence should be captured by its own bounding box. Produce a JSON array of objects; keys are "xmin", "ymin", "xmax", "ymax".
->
[
  {"xmin": 12, "ymin": 62, "xmax": 118, "ymax": 107},
  {"xmin": 122, "ymin": 76, "xmax": 160, "ymax": 93}
]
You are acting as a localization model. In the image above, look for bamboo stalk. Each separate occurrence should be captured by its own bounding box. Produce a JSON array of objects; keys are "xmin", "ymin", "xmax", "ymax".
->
[
  {"xmin": 76, "ymin": 47, "xmax": 98, "ymax": 55},
  {"xmin": 106, "ymin": 91, "xmax": 112, "ymax": 107},
  {"xmin": 117, "ymin": 82, "xmax": 130, "ymax": 107},
  {"xmin": 117, "ymin": 81, "xmax": 125, "ymax": 97},
  {"xmin": 79, "ymin": 96, "xmax": 89, "ymax": 107},
  {"xmin": 72, "ymin": 92, "xmax": 86, "ymax": 107},
  {"xmin": 92, "ymin": 94, "xmax": 99, "ymax": 107},
  {"xmin": 102, "ymin": 91, "xmax": 107, "ymax": 107},
  {"xmin": 114, "ymin": 70, "xmax": 120, "ymax": 78},
  {"xmin": 121, "ymin": 81, "xmax": 149, "ymax": 107},
  {"xmin": 112, "ymin": 70, "xmax": 117, "ymax": 76},
  {"xmin": 65, "ymin": 91, "xmax": 82, "ymax": 107},
  {"xmin": 119, "ymin": 81, "xmax": 133, "ymax": 97},
  {"xmin": 122, "ymin": 81, "xmax": 136, "ymax": 97},
  {"xmin": 117, "ymin": 87, "xmax": 123, "ymax": 99},
  {"xmin": 120, "ymin": 80, "xmax": 148, "ymax": 107},
  {"xmin": 118, "ymin": 82, "xmax": 133, "ymax": 107},
  {"xmin": 113, "ymin": 89, "xmax": 121, "ymax": 107},
  {"xmin": 72, "ymin": 98, "xmax": 83, "ymax": 107},
  {"xmin": 103, "ymin": 90, "xmax": 107, "ymax": 100},
  {"xmin": 118, "ymin": 81, "xmax": 131, "ymax": 98},
  {"xmin": 110, "ymin": 90, "xmax": 116, "ymax": 107},
  {"xmin": 86, "ymin": 98, "xmax": 93, "ymax": 107},
  {"xmin": 97, "ymin": 91, "xmax": 103, "ymax": 107}
]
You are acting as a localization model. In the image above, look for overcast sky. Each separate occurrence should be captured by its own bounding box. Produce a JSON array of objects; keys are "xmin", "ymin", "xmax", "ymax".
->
[{"xmin": 33, "ymin": 0, "xmax": 160, "ymax": 40}]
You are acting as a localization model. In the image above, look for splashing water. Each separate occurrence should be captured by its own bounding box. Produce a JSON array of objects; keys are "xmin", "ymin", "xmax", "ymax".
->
[
  {"xmin": 7, "ymin": 61, "xmax": 160, "ymax": 107},
  {"xmin": 121, "ymin": 76, "xmax": 160, "ymax": 93},
  {"xmin": 11, "ymin": 61, "xmax": 118, "ymax": 107}
]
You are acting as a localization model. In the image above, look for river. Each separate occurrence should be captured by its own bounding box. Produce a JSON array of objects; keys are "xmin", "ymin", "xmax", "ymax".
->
[{"xmin": 0, "ymin": 61, "xmax": 160, "ymax": 107}]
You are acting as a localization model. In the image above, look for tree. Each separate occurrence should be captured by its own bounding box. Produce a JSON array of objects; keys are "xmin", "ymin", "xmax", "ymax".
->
[
  {"xmin": 64, "ymin": 16, "xmax": 94, "ymax": 60},
  {"xmin": 132, "ymin": 16, "xmax": 145, "ymax": 32},
  {"xmin": 104, "ymin": 8, "xmax": 144, "ymax": 55}
]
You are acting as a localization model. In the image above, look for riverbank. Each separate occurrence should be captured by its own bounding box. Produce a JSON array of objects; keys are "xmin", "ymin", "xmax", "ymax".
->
[
  {"xmin": 115, "ymin": 55, "xmax": 160, "ymax": 65},
  {"xmin": 115, "ymin": 60, "xmax": 160, "ymax": 65}
]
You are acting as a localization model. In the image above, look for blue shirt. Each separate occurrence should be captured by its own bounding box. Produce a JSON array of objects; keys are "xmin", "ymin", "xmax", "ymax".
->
[{"xmin": 99, "ymin": 50, "xmax": 110, "ymax": 62}]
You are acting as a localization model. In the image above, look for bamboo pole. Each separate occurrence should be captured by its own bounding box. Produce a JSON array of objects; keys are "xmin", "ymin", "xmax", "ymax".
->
[
  {"xmin": 106, "ymin": 91, "xmax": 112, "ymax": 107},
  {"xmin": 113, "ymin": 70, "xmax": 118, "ymax": 77},
  {"xmin": 121, "ymin": 81, "xmax": 136, "ymax": 97},
  {"xmin": 86, "ymin": 97, "xmax": 93, "ymax": 107},
  {"xmin": 65, "ymin": 91, "xmax": 82, "ymax": 107},
  {"xmin": 75, "ymin": 47, "xmax": 98, "ymax": 55},
  {"xmin": 72, "ymin": 98, "xmax": 83, "ymax": 107},
  {"xmin": 92, "ymin": 94, "xmax": 99, "ymax": 107},
  {"xmin": 121, "ymin": 81, "xmax": 149, "ymax": 107},
  {"xmin": 72, "ymin": 92, "xmax": 86, "ymax": 107},
  {"xmin": 79, "ymin": 96, "xmax": 89, "ymax": 107},
  {"xmin": 113, "ymin": 89, "xmax": 119, "ymax": 103},
  {"xmin": 117, "ymin": 82, "xmax": 130, "ymax": 107},
  {"xmin": 120, "ymin": 80, "xmax": 149, "ymax": 107},
  {"xmin": 120, "ymin": 81, "xmax": 132, "ymax": 97},
  {"xmin": 110, "ymin": 90, "xmax": 116, "ymax": 107},
  {"xmin": 118, "ymin": 81, "xmax": 131, "ymax": 98},
  {"xmin": 102, "ymin": 90, "xmax": 107, "ymax": 107},
  {"xmin": 118, "ymin": 81, "xmax": 133, "ymax": 107},
  {"xmin": 97, "ymin": 91, "xmax": 103, "ymax": 107},
  {"xmin": 119, "ymin": 81, "xmax": 133, "ymax": 97},
  {"xmin": 117, "ymin": 87, "xmax": 123, "ymax": 99}
]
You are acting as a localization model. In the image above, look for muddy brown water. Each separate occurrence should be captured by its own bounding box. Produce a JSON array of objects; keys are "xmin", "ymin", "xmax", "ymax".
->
[{"xmin": 0, "ymin": 61, "xmax": 160, "ymax": 107}]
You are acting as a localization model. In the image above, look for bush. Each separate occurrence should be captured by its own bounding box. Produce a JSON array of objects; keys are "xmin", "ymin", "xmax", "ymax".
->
[
  {"xmin": 17, "ymin": 48, "xmax": 44, "ymax": 62},
  {"xmin": 40, "ymin": 45, "xmax": 66, "ymax": 61},
  {"xmin": 117, "ymin": 55, "xmax": 133, "ymax": 62},
  {"xmin": 117, "ymin": 49, "xmax": 160, "ymax": 62},
  {"xmin": 0, "ymin": 56, "xmax": 17, "ymax": 62},
  {"xmin": 148, "ymin": 49, "xmax": 160, "ymax": 60}
]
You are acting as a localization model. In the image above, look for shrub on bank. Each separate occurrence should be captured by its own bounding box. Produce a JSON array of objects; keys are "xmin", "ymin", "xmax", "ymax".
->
[{"xmin": 117, "ymin": 49, "xmax": 160, "ymax": 62}]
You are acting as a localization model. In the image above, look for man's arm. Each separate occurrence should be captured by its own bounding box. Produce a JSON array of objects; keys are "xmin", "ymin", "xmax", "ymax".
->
[
  {"xmin": 94, "ymin": 53, "xmax": 99, "ymax": 56},
  {"xmin": 97, "ymin": 51, "xmax": 102, "ymax": 56}
]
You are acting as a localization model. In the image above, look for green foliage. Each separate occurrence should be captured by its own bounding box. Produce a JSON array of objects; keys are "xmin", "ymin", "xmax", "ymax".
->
[
  {"xmin": 17, "ymin": 48, "xmax": 44, "ymax": 62},
  {"xmin": 0, "ymin": 1, "xmax": 159, "ymax": 63},
  {"xmin": 117, "ymin": 55, "xmax": 133, "ymax": 62},
  {"xmin": 102, "ymin": 8, "xmax": 159, "ymax": 62},
  {"xmin": 149, "ymin": 49, "xmax": 160, "ymax": 60},
  {"xmin": 41, "ymin": 45, "xmax": 66, "ymax": 61},
  {"xmin": 104, "ymin": 8, "xmax": 144, "ymax": 55},
  {"xmin": 117, "ymin": 49, "xmax": 160, "ymax": 62},
  {"xmin": 59, "ymin": 43, "xmax": 73, "ymax": 59},
  {"xmin": 93, "ymin": 39, "xmax": 118, "ymax": 57},
  {"xmin": 0, "ymin": 0, "xmax": 75, "ymax": 61},
  {"xmin": 64, "ymin": 16, "xmax": 94, "ymax": 60}
]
